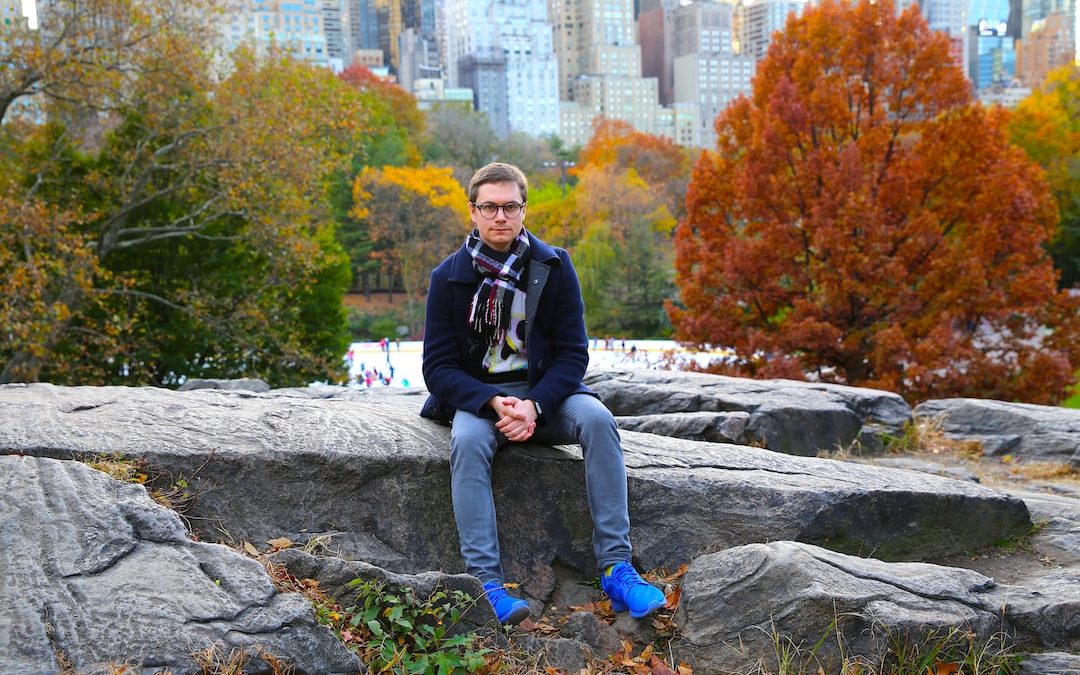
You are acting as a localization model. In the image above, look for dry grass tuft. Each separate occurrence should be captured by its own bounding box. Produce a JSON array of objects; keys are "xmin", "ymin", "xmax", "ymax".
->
[{"xmin": 886, "ymin": 416, "xmax": 984, "ymax": 457}]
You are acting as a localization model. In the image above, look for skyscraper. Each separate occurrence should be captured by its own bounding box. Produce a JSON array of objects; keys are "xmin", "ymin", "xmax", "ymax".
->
[
  {"xmin": 969, "ymin": 0, "xmax": 1017, "ymax": 89},
  {"xmin": 347, "ymin": 0, "xmax": 380, "ymax": 53},
  {"xmin": 1016, "ymin": 0, "xmax": 1075, "ymax": 85},
  {"xmin": 446, "ymin": 0, "xmax": 559, "ymax": 137},
  {"xmin": 672, "ymin": 0, "xmax": 754, "ymax": 149},
  {"xmin": 549, "ymin": 0, "xmax": 685, "ymax": 144},
  {"xmin": 735, "ymin": 0, "xmax": 806, "ymax": 62},
  {"xmin": 550, "ymin": 0, "xmax": 641, "ymax": 101},
  {"xmin": 638, "ymin": 0, "xmax": 680, "ymax": 105},
  {"xmin": 322, "ymin": 0, "xmax": 348, "ymax": 69},
  {"xmin": 224, "ymin": 0, "xmax": 330, "ymax": 69}
]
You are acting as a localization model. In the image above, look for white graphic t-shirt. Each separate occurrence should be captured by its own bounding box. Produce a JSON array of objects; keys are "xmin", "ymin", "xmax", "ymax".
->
[{"xmin": 483, "ymin": 288, "xmax": 528, "ymax": 375}]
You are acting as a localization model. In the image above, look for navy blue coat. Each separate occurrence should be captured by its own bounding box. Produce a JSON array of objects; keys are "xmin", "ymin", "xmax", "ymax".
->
[{"xmin": 421, "ymin": 231, "xmax": 594, "ymax": 424}]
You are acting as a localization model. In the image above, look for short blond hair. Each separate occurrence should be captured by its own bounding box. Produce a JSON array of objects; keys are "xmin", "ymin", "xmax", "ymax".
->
[{"xmin": 468, "ymin": 162, "xmax": 528, "ymax": 203}]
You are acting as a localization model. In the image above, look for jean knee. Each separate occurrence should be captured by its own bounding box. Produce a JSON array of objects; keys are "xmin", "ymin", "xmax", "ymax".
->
[
  {"xmin": 449, "ymin": 413, "xmax": 498, "ymax": 471},
  {"xmin": 567, "ymin": 395, "xmax": 618, "ymax": 436}
]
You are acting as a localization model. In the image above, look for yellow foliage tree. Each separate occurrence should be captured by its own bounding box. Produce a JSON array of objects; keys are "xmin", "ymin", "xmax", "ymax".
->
[
  {"xmin": 1009, "ymin": 65, "xmax": 1080, "ymax": 287},
  {"xmin": 351, "ymin": 166, "xmax": 469, "ymax": 334}
]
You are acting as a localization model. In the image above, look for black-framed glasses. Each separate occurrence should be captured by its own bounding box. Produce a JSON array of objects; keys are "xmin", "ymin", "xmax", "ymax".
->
[{"xmin": 471, "ymin": 201, "xmax": 525, "ymax": 219}]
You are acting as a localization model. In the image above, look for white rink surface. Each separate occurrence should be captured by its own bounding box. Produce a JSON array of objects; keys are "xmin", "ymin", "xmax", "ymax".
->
[{"xmin": 340, "ymin": 339, "xmax": 733, "ymax": 391}]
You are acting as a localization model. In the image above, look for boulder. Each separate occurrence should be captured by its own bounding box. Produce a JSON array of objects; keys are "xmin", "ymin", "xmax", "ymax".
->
[
  {"xmin": 584, "ymin": 368, "xmax": 911, "ymax": 455},
  {"xmin": 269, "ymin": 548, "xmax": 499, "ymax": 631},
  {"xmin": 672, "ymin": 541, "xmax": 1080, "ymax": 673},
  {"xmin": 177, "ymin": 378, "xmax": 271, "ymax": 393},
  {"xmin": 0, "ymin": 454, "xmax": 359, "ymax": 675},
  {"xmin": 0, "ymin": 384, "xmax": 1029, "ymax": 591},
  {"xmin": 614, "ymin": 410, "xmax": 750, "ymax": 444},
  {"xmin": 1008, "ymin": 489, "xmax": 1080, "ymax": 561},
  {"xmin": 914, "ymin": 399, "xmax": 1080, "ymax": 467},
  {"xmin": 1019, "ymin": 652, "xmax": 1080, "ymax": 674}
]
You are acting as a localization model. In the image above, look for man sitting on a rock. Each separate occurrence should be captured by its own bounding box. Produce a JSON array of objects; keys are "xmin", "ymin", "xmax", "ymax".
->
[{"xmin": 421, "ymin": 162, "xmax": 666, "ymax": 625}]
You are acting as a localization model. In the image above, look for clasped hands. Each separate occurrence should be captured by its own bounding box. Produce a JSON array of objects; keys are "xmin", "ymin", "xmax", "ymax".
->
[{"xmin": 489, "ymin": 395, "xmax": 539, "ymax": 442}]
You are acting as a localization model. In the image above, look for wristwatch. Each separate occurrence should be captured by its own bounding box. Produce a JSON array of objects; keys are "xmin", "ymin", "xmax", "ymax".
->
[{"xmin": 530, "ymin": 399, "xmax": 543, "ymax": 418}]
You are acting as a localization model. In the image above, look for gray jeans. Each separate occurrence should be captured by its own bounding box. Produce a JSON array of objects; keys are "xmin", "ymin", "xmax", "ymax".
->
[{"xmin": 449, "ymin": 382, "xmax": 633, "ymax": 583}]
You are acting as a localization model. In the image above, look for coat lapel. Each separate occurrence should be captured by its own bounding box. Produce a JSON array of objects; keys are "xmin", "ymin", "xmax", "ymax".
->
[{"xmin": 525, "ymin": 258, "xmax": 550, "ymax": 338}]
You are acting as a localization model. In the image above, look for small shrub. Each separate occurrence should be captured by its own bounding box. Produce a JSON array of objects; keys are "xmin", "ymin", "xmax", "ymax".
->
[{"xmin": 344, "ymin": 578, "xmax": 493, "ymax": 673}]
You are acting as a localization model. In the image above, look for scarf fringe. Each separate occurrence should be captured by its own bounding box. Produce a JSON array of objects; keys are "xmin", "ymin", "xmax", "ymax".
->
[{"xmin": 465, "ymin": 229, "xmax": 529, "ymax": 347}]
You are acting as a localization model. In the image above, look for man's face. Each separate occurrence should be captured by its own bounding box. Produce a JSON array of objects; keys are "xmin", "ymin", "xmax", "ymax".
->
[{"xmin": 470, "ymin": 181, "xmax": 525, "ymax": 253}]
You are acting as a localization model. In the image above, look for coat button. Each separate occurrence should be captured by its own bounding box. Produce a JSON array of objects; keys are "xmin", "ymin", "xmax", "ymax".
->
[{"xmin": 533, "ymin": 279, "xmax": 539, "ymax": 284}]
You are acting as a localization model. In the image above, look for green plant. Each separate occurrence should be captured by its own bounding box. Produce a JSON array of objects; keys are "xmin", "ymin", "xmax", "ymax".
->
[
  {"xmin": 991, "ymin": 518, "xmax": 1049, "ymax": 553},
  {"xmin": 344, "ymin": 579, "xmax": 493, "ymax": 674},
  {"xmin": 83, "ymin": 453, "xmax": 149, "ymax": 485}
]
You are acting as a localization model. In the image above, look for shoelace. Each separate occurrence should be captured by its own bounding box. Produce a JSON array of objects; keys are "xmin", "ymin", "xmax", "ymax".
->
[
  {"xmin": 485, "ymin": 584, "xmax": 510, "ymax": 601},
  {"xmin": 608, "ymin": 564, "xmax": 644, "ymax": 590}
]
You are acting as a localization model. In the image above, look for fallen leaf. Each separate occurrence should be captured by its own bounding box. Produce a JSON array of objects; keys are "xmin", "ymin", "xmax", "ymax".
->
[
  {"xmin": 649, "ymin": 656, "xmax": 677, "ymax": 675},
  {"xmin": 666, "ymin": 586, "xmax": 682, "ymax": 610},
  {"xmin": 933, "ymin": 662, "xmax": 962, "ymax": 675},
  {"xmin": 640, "ymin": 644, "xmax": 654, "ymax": 661},
  {"xmin": 242, "ymin": 541, "xmax": 260, "ymax": 556},
  {"xmin": 677, "ymin": 665, "xmax": 694, "ymax": 675},
  {"xmin": 267, "ymin": 537, "xmax": 293, "ymax": 550}
]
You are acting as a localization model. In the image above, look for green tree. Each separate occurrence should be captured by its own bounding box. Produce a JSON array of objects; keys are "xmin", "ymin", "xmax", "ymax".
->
[
  {"xmin": 573, "ymin": 167, "xmax": 676, "ymax": 337},
  {"xmin": 1, "ymin": 2, "xmax": 370, "ymax": 386},
  {"xmin": 336, "ymin": 64, "xmax": 426, "ymax": 297},
  {"xmin": 1009, "ymin": 65, "xmax": 1080, "ymax": 288}
]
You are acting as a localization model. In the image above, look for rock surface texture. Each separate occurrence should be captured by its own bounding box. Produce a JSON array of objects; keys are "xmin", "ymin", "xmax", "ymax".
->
[
  {"xmin": 0, "ymin": 454, "xmax": 359, "ymax": 675},
  {"xmin": 673, "ymin": 541, "xmax": 1080, "ymax": 673},
  {"xmin": 585, "ymin": 368, "xmax": 911, "ymax": 455},
  {"xmin": 0, "ymin": 383, "xmax": 1028, "ymax": 579},
  {"xmin": 915, "ymin": 398, "xmax": 1080, "ymax": 467},
  {"xmin": 2, "ymin": 381, "xmax": 1077, "ymax": 672}
]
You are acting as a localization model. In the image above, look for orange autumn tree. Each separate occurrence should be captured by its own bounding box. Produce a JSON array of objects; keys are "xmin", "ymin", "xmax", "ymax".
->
[
  {"xmin": 576, "ymin": 118, "xmax": 693, "ymax": 219},
  {"xmin": 670, "ymin": 0, "xmax": 1080, "ymax": 403}
]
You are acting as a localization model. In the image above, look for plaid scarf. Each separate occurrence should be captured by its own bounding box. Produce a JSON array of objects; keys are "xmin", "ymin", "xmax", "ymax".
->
[{"xmin": 466, "ymin": 228, "xmax": 530, "ymax": 346}]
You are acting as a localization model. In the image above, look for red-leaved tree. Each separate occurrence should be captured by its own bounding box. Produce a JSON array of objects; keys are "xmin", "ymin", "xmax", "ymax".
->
[{"xmin": 669, "ymin": 0, "xmax": 1080, "ymax": 403}]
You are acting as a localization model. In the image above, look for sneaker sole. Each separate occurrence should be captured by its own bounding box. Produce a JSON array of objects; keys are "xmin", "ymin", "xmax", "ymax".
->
[
  {"xmin": 500, "ymin": 603, "xmax": 530, "ymax": 625},
  {"xmin": 610, "ymin": 596, "xmax": 666, "ymax": 618}
]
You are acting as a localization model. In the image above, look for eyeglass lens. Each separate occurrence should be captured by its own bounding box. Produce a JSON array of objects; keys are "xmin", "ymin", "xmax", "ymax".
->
[{"xmin": 476, "ymin": 202, "xmax": 523, "ymax": 218}]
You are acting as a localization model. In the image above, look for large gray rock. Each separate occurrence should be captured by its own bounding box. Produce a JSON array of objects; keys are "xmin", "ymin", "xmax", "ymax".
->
[
  {"xmin": 0, "ymin": 454, "xmax": 359, "ymax": 675},
  {"xmin": 1019, "ymin": 652, "xmax": 1080, "ymax": 674},
  {"xmin": 0, "ymin": 384, "xmax": 1029, "ymax": 593},
  {"xmin": 614, "ymin": 411, "xmax": 750, "ymax": 444},
  {"xmin": 915, "ymin": 399, "xmax": 1080, "ymax": 467},
  {"xmin": 672, "ymin": 541, "xmax": 1080, "ymax": 673},
  {"xmin": 177, "ymin": 378, "xmax": 271, "ymax": 393},
  {"xmin": 269, "ymin": 548, "xmax": 500, "ymax": 630},
  {"xmin": 584, "ymin": 368, "xmax": 911, "ymax": 455}
]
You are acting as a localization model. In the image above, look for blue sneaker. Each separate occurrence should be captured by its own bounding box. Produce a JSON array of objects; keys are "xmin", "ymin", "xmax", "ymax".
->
[
  {"xmin": 601, "ymin": 563, "xmax": 666, "ymax": 618},
  {"xmin": 482, "ymin": 581, "xmax": 530, "ymax": 625}
]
